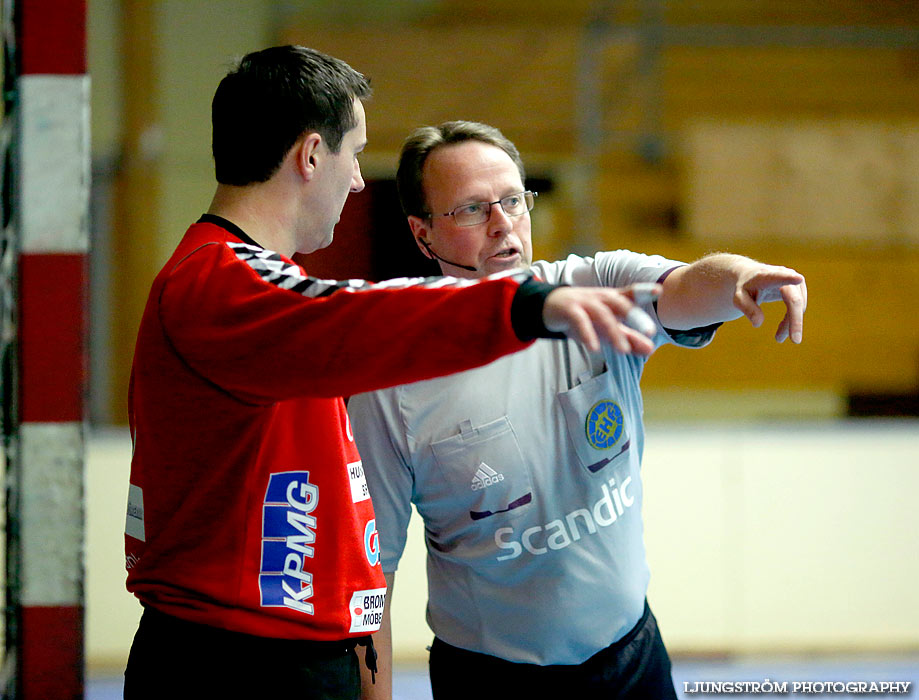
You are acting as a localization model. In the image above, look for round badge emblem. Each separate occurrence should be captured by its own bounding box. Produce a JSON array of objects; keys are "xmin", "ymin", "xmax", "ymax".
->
[{"xmin": 585, "ymin": 400, "xmax": 624, "ymax": 450}]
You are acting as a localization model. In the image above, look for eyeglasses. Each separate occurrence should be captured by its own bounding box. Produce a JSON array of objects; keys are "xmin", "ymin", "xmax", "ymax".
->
[{"xmin": 430, "ymin": 191, "xmax": 537, "ymax": 227}]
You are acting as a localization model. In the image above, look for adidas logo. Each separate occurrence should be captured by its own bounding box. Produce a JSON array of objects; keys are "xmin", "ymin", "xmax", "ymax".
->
[{"xmin": 471, "ymin": 462, "xmax": 505, "ymax": 491}]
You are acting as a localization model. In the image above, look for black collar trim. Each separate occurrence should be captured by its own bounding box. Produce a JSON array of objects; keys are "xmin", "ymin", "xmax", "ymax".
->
[{"xmin": 197, "ymin": 213, "xmax": 263, "ymax": 249}]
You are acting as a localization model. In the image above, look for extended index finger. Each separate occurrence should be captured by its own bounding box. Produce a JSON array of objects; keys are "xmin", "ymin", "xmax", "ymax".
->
[{"xmin": 779, "ymin": 279, "xmax": 807, "ymax": 343}]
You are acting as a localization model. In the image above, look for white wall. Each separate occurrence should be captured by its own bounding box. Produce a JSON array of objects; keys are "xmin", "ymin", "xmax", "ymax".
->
[
  {"xmin": 85, "ymin": 428, "xmax": 143, "ymax": 669},
  {"xmin": 87, "ymin": 419, "xmax": 919, "ymax": 669},
  {"xmin": 642, "ymin": 422, "xmax": 919, "ymax": 653}
]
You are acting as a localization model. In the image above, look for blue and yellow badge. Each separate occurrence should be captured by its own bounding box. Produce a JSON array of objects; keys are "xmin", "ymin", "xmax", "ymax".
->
[{"xmin": 585, "ymin": 400, "xmax": 624, "ymax": 450}]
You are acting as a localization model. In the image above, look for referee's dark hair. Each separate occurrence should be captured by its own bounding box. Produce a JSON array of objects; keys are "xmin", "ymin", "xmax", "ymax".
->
[{"xmin": 212, "ymin": 45, "xmax": 372, "ymax": 186}]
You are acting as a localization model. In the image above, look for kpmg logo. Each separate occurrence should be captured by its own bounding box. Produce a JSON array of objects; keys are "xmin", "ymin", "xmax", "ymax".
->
[
  {"xmin": 585, "ymin": 400, "xmax": 624, "ymax": 449},
  {"xmin": 259, "ymin": 471, "xmax": 319, "ymax": 615},
  {"xmin": 364, "ymin": 519, "xmax": 380, "ymax": 567}
]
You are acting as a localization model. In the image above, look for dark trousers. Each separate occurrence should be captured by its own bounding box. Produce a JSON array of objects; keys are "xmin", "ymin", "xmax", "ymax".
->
[
  {"xmin": 429, "ymin": 601, "xmax": 678, "ymax": 699},
  {"xmin": 124, "ymin": 606, "xmax": 361, "ymax": 700}
]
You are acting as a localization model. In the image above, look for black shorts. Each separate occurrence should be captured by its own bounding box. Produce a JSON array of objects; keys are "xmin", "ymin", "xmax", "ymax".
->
[
  {"xmin": 428, "ymin": 600, "xmax": 678, "ymax": 699},
  {"xmin": 124, "ymin": 606, "xmax": 362, "ymax": 700}
]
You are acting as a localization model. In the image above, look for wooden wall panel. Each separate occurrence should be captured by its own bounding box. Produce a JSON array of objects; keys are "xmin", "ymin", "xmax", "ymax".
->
[{"xmin": 684, "ymin": 121, "xmax": 919, "ymax": 245}]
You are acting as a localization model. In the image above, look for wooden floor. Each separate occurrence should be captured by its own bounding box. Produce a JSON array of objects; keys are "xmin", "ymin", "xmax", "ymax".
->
[{"xmin": 88, "ymin": 654, "xmax": 919, "ymax": 699}]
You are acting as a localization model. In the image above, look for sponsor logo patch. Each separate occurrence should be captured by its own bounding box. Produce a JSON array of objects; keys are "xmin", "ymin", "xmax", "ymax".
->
[
  {"xmin": 348, "ymin": 460, "xmax": 370, "ymax": 503},
  {"xmin": 585, "ymin": 400, "xmax": 624, "ymax": 450},
  {"xmin": 494, "ymin": 476, "xmax": 635, "ymax": 561},
  {"xmin": 259, "ymin": 471, "xmax": 319, "ymax": 615},
  {"xmin": 364, "ymin": 519, "xmax": 380, "ymax": 567},
  {"xmin": 125, "ymin": 483, "xmax": 146, "ymax": 542},
  {"xmin": 349, "ymin": 587, "xmax": 387, "ymax": 633},
  {"xmin": 471, "ymin": 462, "xmax": 504, "ymax": 491}
]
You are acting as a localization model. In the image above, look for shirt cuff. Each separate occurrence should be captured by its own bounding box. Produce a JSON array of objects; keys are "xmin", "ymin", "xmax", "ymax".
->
[{"xmin": 510, "ymin": 277, "xmax": 568, "ymax": 342}]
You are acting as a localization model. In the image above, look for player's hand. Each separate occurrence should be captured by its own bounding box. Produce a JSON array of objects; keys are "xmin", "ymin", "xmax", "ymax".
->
[
  {"xmin": 543, "ymin": 285, "xmax": 661, "ymax": 355},
  {"xmin": 732, "ymin": 264, "xmax": 807, "ymax": 343}
]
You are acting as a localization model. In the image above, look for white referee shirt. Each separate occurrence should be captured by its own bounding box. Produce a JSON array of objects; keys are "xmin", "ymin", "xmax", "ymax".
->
[{"xmin": 349, "ymin": 251, "xmax": 716, "ymax": 665}]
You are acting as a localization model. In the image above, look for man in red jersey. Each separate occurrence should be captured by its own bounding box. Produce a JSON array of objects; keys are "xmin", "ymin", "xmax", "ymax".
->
[{"xmin": 123, "ymin": 46, "xmax": 656, "ymax": 700}]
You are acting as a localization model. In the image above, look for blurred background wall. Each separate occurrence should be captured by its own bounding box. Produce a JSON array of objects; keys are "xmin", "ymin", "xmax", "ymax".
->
[{"xmin": 85, "ymin": 0, "xmax": 918, "ymax": 672}]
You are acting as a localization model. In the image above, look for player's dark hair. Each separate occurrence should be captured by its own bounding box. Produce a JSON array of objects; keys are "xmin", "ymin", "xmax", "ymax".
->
[
  {"xmin": 212, "ymin": 45, "xmax": 371, "ymax": 186},
  {"xmin": 397, "ymin": 121, "xmax": 526, "ymax": 218}
]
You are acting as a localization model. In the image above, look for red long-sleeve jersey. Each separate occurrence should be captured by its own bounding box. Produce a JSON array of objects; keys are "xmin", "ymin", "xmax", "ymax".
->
[{"xmin": 125, "ymin": 217, "xmax": 537, "ymax": 640}]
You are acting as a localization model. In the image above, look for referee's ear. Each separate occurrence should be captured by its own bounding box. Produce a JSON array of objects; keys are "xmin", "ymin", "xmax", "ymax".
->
[{"xmin": 408, "ymin": 216, "xmax": 434, "ymax": 260}]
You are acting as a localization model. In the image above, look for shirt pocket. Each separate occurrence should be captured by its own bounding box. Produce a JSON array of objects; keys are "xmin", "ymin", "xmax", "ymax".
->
[
  {"xmin": 557, "ymin": 370, "xmax": 633, "ymax": 476},
  {"xmin": 430, "ymin": 416, "xmax": 533, "ymax": 524}
]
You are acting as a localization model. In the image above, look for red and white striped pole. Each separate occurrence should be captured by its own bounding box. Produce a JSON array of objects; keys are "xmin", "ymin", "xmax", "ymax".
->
[{"xmin": 9, "ymin": 0, "xmax": 88, "ymax": 697}]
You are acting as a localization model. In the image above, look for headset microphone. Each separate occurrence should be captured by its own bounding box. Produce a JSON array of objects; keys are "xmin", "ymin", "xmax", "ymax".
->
[{"xmin": 419, "ymin": 238, "xmax": 478, "ymax": 272}]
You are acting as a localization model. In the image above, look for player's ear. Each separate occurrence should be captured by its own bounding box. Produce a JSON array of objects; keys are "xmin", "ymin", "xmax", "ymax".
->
[
  {"xmin": 408, "ymin": 216, "xmax": 433, "ymax": 259},
  {"xmin": 295, "ymin": 132, "xmax": 323, "ymax": 181}
]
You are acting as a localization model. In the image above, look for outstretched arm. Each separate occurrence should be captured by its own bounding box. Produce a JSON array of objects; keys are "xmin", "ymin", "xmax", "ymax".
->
[{"xmin": 657, "ymin": 253, "xmax": 807, "ymax": 343}]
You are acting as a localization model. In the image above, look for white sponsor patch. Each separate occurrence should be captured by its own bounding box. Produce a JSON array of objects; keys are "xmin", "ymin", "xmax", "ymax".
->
[
  {"xmin": 347, "ymin": 460, "xmax": 370, "ymax": 502},
  {"xmin": 349, "ymin": 587, "xmax": 387, "ymax": 633},
  {"xmin": 125, "ymin": 483, "xmax": 146, "ymax": 542}
]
